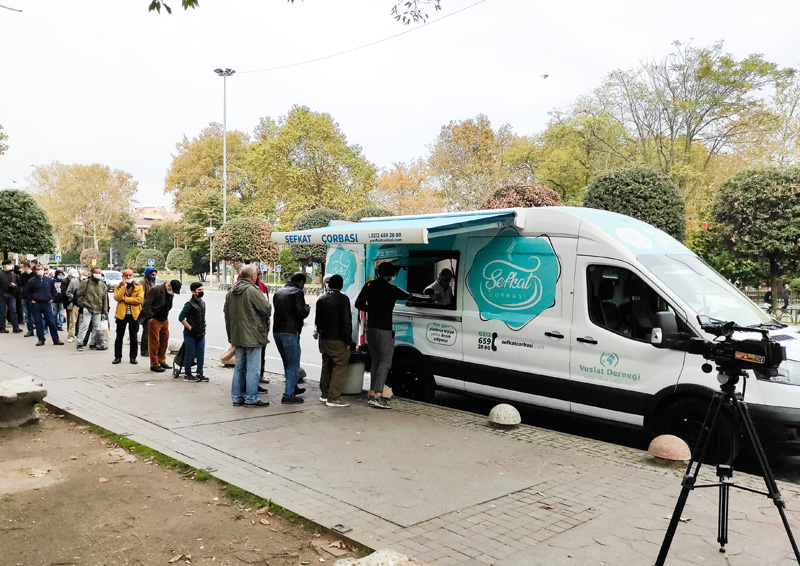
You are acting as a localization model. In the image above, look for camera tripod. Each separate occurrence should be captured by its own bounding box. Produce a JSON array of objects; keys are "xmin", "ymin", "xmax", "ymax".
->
[{"xmin": 655, "ymin": 366, "xmax": 800, "ymax": 565}]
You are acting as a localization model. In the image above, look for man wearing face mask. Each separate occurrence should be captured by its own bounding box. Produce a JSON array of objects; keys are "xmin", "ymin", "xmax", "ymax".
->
[
  {"xmin": 0, "ymin": 260, "xmax": 22, "ymax": 333},
  {"xmin": 18, "ymin": 261, "xmax": 35, "ymax": 337},
  {"xmin": 75, "ymin": 267, "xmax": 110, "ymax": 351},
  {"xmin": 139, "ymin": 267, "xmax": 159, "ymax": 357},
  {"xmin": 53, "ymin": 269, "xmax": 66, "ymax": 331},
  {"xmin": 112, "ymin": 269, "xmax": 144, "ymax": 365},
  {"xmin": 64, "ymin": 269, "xmax": 80, "ymax": 342},
  {"xmin": 138, "ymin": 278, "xmax": 181, "ymax": 372},
  {"xmin": 24, "ymin": 264, "xmax": 64, "ymax": 346},
  {"xmin": 178, "ymin": 282, "xmax": 207, "ymax": 382}
]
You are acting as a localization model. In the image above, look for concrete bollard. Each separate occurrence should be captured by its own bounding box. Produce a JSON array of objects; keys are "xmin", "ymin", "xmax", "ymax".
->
[
  {"xmin": 488, "ymin": 403, "xmax": 521, "ymax": 428},
  {"xmin": 0, "ymin": 377, "xmax": 47, "ymax": 428}
]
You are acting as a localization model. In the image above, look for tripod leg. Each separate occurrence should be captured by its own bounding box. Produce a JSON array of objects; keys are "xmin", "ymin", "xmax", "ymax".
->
[
  {"xmin": 655, "ymin": 393, "xmax": 724, "ymax": 566},
  {"xmin": 717, "ymin": 477, "xmax": 730, "ymax": 552},
  {"xmin": 732, "ymin": 396, "xmax": 800, "ymax": 563}
]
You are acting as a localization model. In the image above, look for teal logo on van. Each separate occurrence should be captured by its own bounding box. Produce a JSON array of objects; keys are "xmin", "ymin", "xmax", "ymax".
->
[
  {"xmin": 466, "ymin": 229, "xmax": 559, "ymax": 329},
  {"xmin": 600, "ymin": 352, "xmax": 619, "ymax": 368},
  {"xmin": 327, "ymin": 246, "xmax": 356, "ymax": 291}
]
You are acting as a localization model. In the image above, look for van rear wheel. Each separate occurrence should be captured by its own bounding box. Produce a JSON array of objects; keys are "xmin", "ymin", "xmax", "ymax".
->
[
  {"xmin": 655, "ymin": 397, "xmax": 739, "ymax": 464},
  {"xmin": 388, "ymin": 354, "xmax": 435, "ymax": 402}
]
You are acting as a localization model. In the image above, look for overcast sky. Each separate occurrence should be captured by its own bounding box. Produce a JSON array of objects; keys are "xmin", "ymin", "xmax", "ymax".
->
[{"xmin": 1, "ymin": 0, "xmax": 799, "ymax": 208}]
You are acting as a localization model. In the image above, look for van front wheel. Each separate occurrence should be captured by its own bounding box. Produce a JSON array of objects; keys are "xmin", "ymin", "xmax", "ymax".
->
[{"xmin": 388, "ymin": 354, "xmax": 435, "ymax": 402}]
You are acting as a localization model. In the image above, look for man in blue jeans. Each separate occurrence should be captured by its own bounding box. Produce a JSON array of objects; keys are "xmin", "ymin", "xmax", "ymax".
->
[
  {"xmin": 178, "ymin": 282, "xmax": 208, "ymax": 382},
  {"xmin": 224, "ymin": 265, "xmax": 272, "ymax": 407},
  {"xmin": 24, "ymin": 264, "xmax": 64, "ymax": 346},
  {"xmin": 272, "ymin": 272, "xmax": 310, "ymax": 404}
]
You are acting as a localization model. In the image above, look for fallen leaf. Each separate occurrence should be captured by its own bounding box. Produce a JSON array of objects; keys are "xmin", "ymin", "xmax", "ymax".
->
[
  {"xmin": 99, "ymin": 477, "xmax": 109, "ymax": 483},
  {"xmin": 536, "ymin": 491, "xmax": 545, "ymax": 496},
  {"xmin": 256, "ymin": 505, "xmax": 270, "ymax": 515},
  {"xmin": 169, "ymin": 555, "xmax": 183, "ymax": 563},
  {"xmin": 27, "ymin": 469, "xmax": 49, "ymax": 478},
  {"xmin": 329, "ymin": 540, "xmax": 354, "ymax": 551},
  {"xmin": 664, "ymin": 514, "xmax": 691, "ymax": 523},
  {"xmin": 540, "ymin": 505, "xmax": 555, "ymax": 510},
  {"xmin": 260, "ymin": 518, "xmax": 269, "ymax": 525}
]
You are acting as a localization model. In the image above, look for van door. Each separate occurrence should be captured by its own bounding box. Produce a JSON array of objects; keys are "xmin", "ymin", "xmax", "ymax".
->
[
  {"xmin": 570, "ymin": 258, "xmax": 686, "ymax": 426},
  {"xmin": 460, "ymin": 232, "xmax": 577, "ymax": 411}
]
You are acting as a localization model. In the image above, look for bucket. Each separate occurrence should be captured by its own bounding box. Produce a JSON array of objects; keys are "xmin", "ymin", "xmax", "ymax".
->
[{"xmin": 342, "ymin": 350, "xmax": 367, "ymax": 395}]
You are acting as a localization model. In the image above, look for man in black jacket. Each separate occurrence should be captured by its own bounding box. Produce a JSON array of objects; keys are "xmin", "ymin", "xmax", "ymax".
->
[
  {"xmin": 138, "ymin": 279, "xmax": 181, "ymax": 373},
  {"xmin": 24, "ymin": 264, "xmax": 64, "ymax": 346},
  {"xmin": 19, "ymin": 261, "xmax": 35, "ymax": 337},
  {"xmin": 0, "ymin": 260, "xmax": 22, "ymax": 333},
  {"xmin": 314, "ymin": 274, "xmax": 353, "ymax": 407},
  {"xmin": 178, "ymin": 282, "xmax": 208, "ymax": 382},
  {"xmin": 272, "ymin": 272, "xmax": 310, "ymax": 404}
]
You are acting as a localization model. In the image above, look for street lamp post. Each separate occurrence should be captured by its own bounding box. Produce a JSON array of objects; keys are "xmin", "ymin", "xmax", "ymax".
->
[
  {"xmin": 205, "ymin": 222, "xmax": 216, "ymax": 284},
  {"xmin": 214, "ymin": 67, "xmax": 235, "ymax": 285}
]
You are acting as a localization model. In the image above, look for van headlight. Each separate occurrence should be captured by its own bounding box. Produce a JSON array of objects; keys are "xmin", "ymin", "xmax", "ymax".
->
[{"xmin": 755, "ymin": 359, "xmax": 800, "ymax": 386}]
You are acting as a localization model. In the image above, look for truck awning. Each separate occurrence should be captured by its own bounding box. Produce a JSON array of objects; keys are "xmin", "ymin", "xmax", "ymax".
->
[{"xmin": 271, "ymin": 210, "xmax": 518, "ymax": 245}]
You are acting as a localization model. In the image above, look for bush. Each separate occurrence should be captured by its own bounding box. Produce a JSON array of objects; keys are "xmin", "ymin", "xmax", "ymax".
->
[
  {"xmin": 125, "ymin": 248, "xmax": 142, "ymax": 271},
  {"xmin": 583, "ymin": 167, "xmax": 685, "ymax": 241},
  {"xmin": 289, "ymin": 208, "xmax": 346, "ymax": 270},
  {"xmin": 481, "ymin": 183, "xmax": 563, "ymax": 209},
  {"xmin": 348, "ymin": 207, "xmax": 394, "ymax": 222},
  {"xmin": 214, "ymin": 217, "xmax": 279, "ymax": 264},
  {"xmin": 134, "ymin": 248, "xmax": 166, "ymax": 271},
  {"xmin": 166, "ymin": 248, "xmax": 193, "ymax": 281}
]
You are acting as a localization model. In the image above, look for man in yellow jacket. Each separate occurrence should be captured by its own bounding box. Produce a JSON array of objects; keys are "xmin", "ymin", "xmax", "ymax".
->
[{"xmin": 112, "ymin": 269, "xmax": 144, "ymax": 365}]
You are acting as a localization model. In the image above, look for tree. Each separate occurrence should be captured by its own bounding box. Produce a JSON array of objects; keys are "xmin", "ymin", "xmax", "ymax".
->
[
  {"xmin": 145, "ymin": 221, "xmax": 182, "ymax": 254},
  {"xmin": 374, "ymin": 160, "xmax": 444, "ymax": 215},
  {"xmin": 248, "ymin": 106, "xmax": 376, "ymax": 229},
  {"xmin": 712, "ymin": 167, "xmax": 800, "ymax": 300},
  {"xmin": 80, "ymin": 248, "xmax": 103, "ymax": 269},
  {"xmin": 30, "ymin": 162, "xmax": 137, "ymax": 251},
  {"xmin": 110, "ymin": 216, "xmax": 138, "ymax": 269},
  {"xmin": 148, "ymin": 0, "xmax": 442, "ymax": 24},
  {"xmin": 348, "ymin": 207, "xmax": 395, "ymax": 222},
  {"xmin": 583, "ymin": 167, "xmax": 686, "ymax": 241},
  {"xmin": 188, "ymin": 249, "xmax": 210, "ymax": 282},
  {"xmin": 125, "ymin": 248, "xmax": 142, "ymax": 271},
  {"xmin": 166, "ymin": 248, "xmax": 192, "ymax": 282},
  {"xmin": 134, "ymin": 249, "xmax": 166, "ymax": 271},
  {"xmin": 213, "ymin": 217, "xmax": 279, "ymax": 265},
  {"xmin": 427, "ymin": 114, "xmax": 521, "ymax": 211},
  {"xmin": 0, "ymin": 124, "xmax": 8, "ymax": 159},
  {"xmin": 278, "ymin": 247, "xmax": 300, "ymax": 282},
  {"xmin": 481, "ymin": 183, "xmax": 563, "ymax": 209},
  {"xmin": 289, "ymin": 208, "xmax": 346, "ymax": 273},
  {"xmin": 0, "ymin": 189, "xmax": 55, "ymax": 256}
]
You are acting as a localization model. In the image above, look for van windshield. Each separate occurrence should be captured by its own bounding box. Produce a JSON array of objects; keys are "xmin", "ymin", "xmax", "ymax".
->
[{"xmin": 639, "ymin": 254, "xmax": 772, "ymax": 327}]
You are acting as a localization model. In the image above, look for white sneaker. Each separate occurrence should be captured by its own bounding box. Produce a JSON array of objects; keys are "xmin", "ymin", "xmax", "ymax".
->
[
  {"xmin": 326, "ymin": 398, "xmax": 349, "ymax": 408},
  {"xmin": 319, "ymin": 396, "xmax": 327, "ymax": 403},
  {"xmin": 67, "ymin": 337, "xmax": 74, "ymax": 343}
]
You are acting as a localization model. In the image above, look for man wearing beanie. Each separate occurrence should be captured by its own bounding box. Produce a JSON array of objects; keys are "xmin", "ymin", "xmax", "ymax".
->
[{"xmin": 138, "ymin": 278, "xmax": 181, "ymax": 372}]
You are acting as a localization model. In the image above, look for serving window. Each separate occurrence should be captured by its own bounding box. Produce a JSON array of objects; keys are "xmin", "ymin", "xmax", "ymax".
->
[{"xmin": 403, "ymin": 250, "xmax": 459, "ymax": 310}]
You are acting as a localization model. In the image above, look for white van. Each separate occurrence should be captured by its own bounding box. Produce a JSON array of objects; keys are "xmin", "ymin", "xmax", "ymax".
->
[{"xmin": 273, "ymin": 207, "xmax": 800, "ymax": 450}]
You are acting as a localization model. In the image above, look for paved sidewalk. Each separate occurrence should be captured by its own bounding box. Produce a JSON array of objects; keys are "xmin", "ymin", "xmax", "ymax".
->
[{"xmin": 3, "ymin": 332, "xmax": 800, "ymax": 565}]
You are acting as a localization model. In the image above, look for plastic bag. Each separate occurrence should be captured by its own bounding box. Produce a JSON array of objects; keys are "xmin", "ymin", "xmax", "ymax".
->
[
  {"xmin": 93, "ymin": 325, "xmax": 109, "ymax": 351},
  {"xmin": 219, "ymin": 345, "xmax": 236, "ymax": 366}
]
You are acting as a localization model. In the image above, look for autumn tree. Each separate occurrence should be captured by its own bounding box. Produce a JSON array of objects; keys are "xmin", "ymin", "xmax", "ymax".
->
[
  {"xmin": 427, "ymin": 114, "xmax": 521, "ymax": 211},
  {"xmin": 0, "ymin": 189, "xmax": 55, "ymax": 256},
  {"xmin": 80, "ymin": 248, "xmax": 103, "ymax": 269},
  {"xmin": 712, "ymin": 167, "xmax": 800, "ymax": 299},
  {"xmin": 481, "ymin": 184, "xmax": 562, "ymax": 209},
  {"xmin": 214, "ymin": 217, "xmax": 279, "ymax": 265},
  {"xmin": 135, "ymin": 249, "xmax": 166, "ymax": 271},
  {"xmin": 374, "ymin": 160, "xmax": 444, "ymax": 215},
  {"xmin": 348, "ymin": 207, "xmax": 395, "ymax": 222},
  {"xmin": 0, "ymin": 124, "xmax": 8, "ymax": 159},
  {"xmin": 145, "ymin": 221, "xmax": 182, "ymax": 254},
  {"xmin": 583, "ymin": 167, "xmax": 686, "ymax": 241},
  {"xmin": 248, "ymin": 106, "xmax": 376, "ymax": 229},
  {"xmin": 30, "ymin": 162, "xmax": 137, "ymax": 251},
  {"xmin": 289, "ymin": 208, "xmax": 346, "ymax": 273}
]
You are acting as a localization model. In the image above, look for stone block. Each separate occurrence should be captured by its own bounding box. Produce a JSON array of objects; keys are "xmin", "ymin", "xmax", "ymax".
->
[{"xmin": 0, "ymin": 376, "xmax": 47, "ymax": 427}]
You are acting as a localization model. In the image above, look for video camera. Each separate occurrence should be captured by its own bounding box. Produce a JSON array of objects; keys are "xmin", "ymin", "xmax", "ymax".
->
[{"xmin": 689, "ymin": 316, "xmax": 785, "ymax": 376}]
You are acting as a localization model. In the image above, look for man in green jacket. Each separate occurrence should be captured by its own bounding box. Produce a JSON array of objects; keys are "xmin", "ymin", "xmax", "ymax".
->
[
  {"xmin": 75, "ymin": 267, "xmax": 110, "ymax": 351},
  {"xmin": 224, "ymin": 264, "xmax": 272, "ymax": 407}
]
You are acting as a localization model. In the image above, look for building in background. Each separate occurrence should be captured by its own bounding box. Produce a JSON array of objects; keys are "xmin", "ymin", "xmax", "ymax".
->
[{"xmin": 133, "ymin": 206, "xmax": 181, "ymax": 243}]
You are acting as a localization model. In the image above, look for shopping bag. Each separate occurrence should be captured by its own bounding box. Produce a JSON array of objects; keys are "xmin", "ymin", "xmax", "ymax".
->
[{"xmin": 219, "ymin": 345, "xmax": 236, "ymax": 366}]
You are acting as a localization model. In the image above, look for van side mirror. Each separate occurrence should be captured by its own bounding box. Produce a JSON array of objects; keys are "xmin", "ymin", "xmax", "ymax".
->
[{"xmin": 651, "ymin": 311, "xmax": 680, "ymax": 349}]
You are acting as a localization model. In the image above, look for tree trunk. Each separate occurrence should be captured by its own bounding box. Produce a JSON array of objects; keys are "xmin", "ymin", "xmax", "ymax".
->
[{"xmin": 770, "ymin": 255, "xmax": 781, "ymax": 309}]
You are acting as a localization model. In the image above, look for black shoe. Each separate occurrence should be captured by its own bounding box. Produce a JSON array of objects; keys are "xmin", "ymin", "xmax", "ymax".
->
[
  {"xmin": 281, "ymin": 395, "xmax": 304, "ymax": 404},
  {"xmin": 89, "ymin": 345, "xmax": 97, "ymax": 350},
  {"xmin": 294, "ymin": 387, "xmax": 306, "ymax": 395},
  {"xmin": 183, "ymin": 373, "xmax": 200, "ymax": 382},
  {"xmin": 150, "ymin": 365, "xmax": 166, "ymax": 373},
  {"xmin": 195, "ymin": 373, "xmax": 209, "ymax": 382},
  {"xmin": 76, "ymin": 344, "xmax": 83, "ymax": 351},
  {"xmin": 0, "ymin": 329, "xmax": 8, "ymax": 334},
  {"xmin": 232, "ymin": 400, "xmax": 245, "ymax": 406},
  {"xmin": 160, "ymin": 363, "xmax": 170, "ymax": 370},
  {"xmin": 35, "ymin": 340, "xmax": 45, "ymax": 346},
  {"xmin": 12, "ymin": 328, "xmax": 22, "ymax": 333},
  {"xmin": 53, "ymin": 340, "xmax": 64, "ymax": 345},
  {"xmin": 24, "ymin": 332, "xmax": 34, "ymax": 337},
  {"xmin": 244, "ymin": 400, "xmax": 270, "ymax": 407},
  {"xmin": 130, "ymin": 358, "xmax": 138, "ymax": 364},
  {"xmin": 57, "ymin": 327, "xmax": 63, "ymax": 331},
  {"xmin": 258, "ymin": 386, "xmax": 268, "ymax": 393},
  {"xmin": 112, "ymin": 358, "xmax": 121, "ymax": 364}
]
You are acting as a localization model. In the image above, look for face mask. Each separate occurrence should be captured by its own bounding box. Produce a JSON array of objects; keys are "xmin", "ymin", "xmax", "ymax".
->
[
  {"xmin": 36, "ymin": 270, "xmax": 44, "ymax": 278},
  {"xmin": 166, "ymin": 289, "xmax": 174, "ymax": 295},
  {"xmin": 124, "ymin": 278, "xmax": 133, "ymax": 284},
  {"xmin": 56, "ymin": 275, "xmax": 63, "ymax": 281},
  {"xmin": 3, "ymin": 266, "xmax": 11, "ymax": 271},
  {"xmin": 196, "ymin": 291, "xmax": 204, "ymax": 299},
  {"xmin": 93, "ymin": 273, "xmax": 102, "ymax": 280}
]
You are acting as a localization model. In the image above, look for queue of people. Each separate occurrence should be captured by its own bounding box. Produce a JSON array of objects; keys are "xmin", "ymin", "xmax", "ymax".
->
[{"xmin": 2, "ymin": 258, "xmax": 452, "ymax": 413}]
